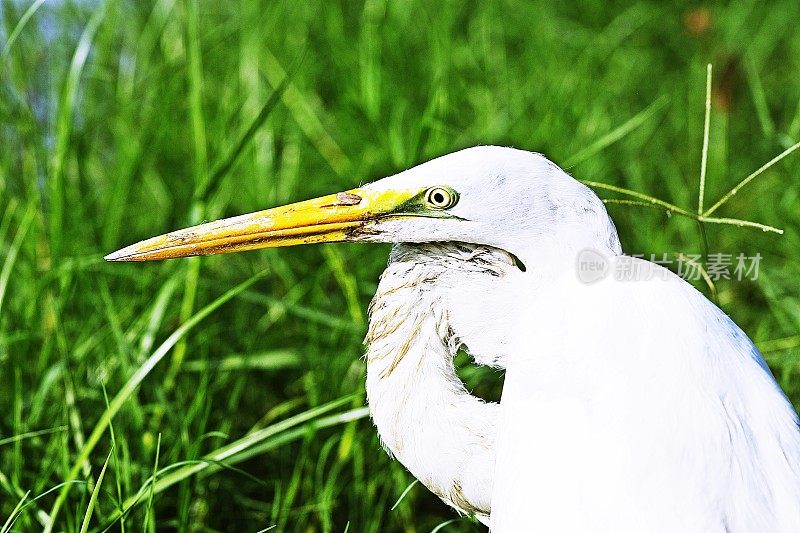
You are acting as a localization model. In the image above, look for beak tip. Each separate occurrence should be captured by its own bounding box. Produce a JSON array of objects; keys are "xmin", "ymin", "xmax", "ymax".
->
[{"xmin": 104, "ymin": 249, "xmax": 131, "ymax": 262}]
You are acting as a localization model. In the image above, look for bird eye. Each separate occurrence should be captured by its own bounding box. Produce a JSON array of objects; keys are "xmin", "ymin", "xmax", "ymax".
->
[{"xmin": 424, "ymin": 187, "xmax": 458, "ymax": 209}]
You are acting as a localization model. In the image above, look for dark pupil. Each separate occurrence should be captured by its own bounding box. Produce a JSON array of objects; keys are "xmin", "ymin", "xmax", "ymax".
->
[{"xmin": 433, "ymin": 192, "xmax": 445, "ymax": 204}]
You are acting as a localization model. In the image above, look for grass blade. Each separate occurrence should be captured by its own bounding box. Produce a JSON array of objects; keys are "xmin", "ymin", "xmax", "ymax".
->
[
  {"xmin": 184, "ymin": 0, "xmax": 208, "ymax": 185},
  {"xmin": 698, "ymin": 215, "xmax": 783, "ymax": 234},
  {"xmin": 703, "ymin": 139, "xmax": 800, "ymax": 217},
  {"xmin": 759, "ymin": 335, "xmax": 800, "ymax": 354},
  {"xmin": 1, "ymin": 0, "xmax": 47, "ymax": 60},
  {"xmin": 195, "ymin": 75, "xmax": 292, "ymax": 201},
  {"xmin": 0, "ymin": 425, "xmax": 68, "ymax": 447},
  {"xmin": 565, "ymin": 96, "xmax": 668, "ymax": 167},
  {"xmin": 138, "ymin": 275, "xmax": 181, "ymax": 356},
  {"xmin": 0, "ymin": 202, "xmax": 35, "ymax": 318},
  {"xmin": 79, "ymin": 449, "xmax": 113, "ymax": 533},
  {"xmin": 581, "ymin": 180, "xmax": 693, "ymax": 216},
  {"xmin": 103, "ymin": 403, "xmax": 368, "ymax": 527},
  {"xmin": 142, "ymin": 433, "xmax": 161, "ymax": 532},
  {"xmin": 588, "ymin": 181, "xmax": 784, "ymax": 233},
  {"xmin": 390, "ymin": 479, "xmax": 418, "ymax": 511},
  {"xmin": 181, "ymin": 350, "xmax": 301, "ymax": 372},
  {"xmin": 698, "ymin": 64, "xmax": 712, "ymax": 214},
  {"xmin": 0, "ymin": 490, "xmax": 30, "ymax": 533},
  {"xmin": 43, "ymin": 270, "xmax": 267, "ymax": 532},
  {"xmin": 261, "ymin": 50, "xmax": 351, "ymax": 176},
  {"xmin": 430, "ymin": 518, "xmax": 459, "ymax": 532},
  {"xmin": 50, "ymin": 2, "xmax": 107, "ymax": 259},
  {"xmin": 102, "ymin": 385, "xmax": 126, "ymax": 533},
  {"xmin": 745, "ymin": 58, "xmax": 776, "ymax": 138},
  {"xmin": 321, "ymin": 246, "xmax": 364, "ymax": 325}
]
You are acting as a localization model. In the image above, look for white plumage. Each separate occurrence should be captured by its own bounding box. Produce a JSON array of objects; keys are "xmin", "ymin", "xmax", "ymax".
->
[
  {"xmin": 108, "ymin": 146, "xmax": 800, "ymax": 531},
  {"xmin": 493, "ymin": 254, "xmax": 800, "ymax": 531},
  {"xmin": 357, "ymin": 147, "xmax": 800, "ymax": 531}
]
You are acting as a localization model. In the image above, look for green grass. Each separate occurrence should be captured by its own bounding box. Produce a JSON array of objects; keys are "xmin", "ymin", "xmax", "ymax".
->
[{"xmin": 1, "ymin": 0, "xmax": 800, "ymax": 531}]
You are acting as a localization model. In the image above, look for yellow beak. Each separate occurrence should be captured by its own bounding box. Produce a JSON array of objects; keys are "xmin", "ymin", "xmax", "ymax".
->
[{"xmin": 105, "ymin": 187, "xmax": 420, "ymax": 262}]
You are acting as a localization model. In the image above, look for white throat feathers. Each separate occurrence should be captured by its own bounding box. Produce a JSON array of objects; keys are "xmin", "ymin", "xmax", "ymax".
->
[{"xmin": 364, "ymin": 243, "xmax": 521, "ymax": 520}]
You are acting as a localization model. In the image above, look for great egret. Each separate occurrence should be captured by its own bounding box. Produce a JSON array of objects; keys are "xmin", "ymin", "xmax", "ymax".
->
[{"xmin": 106, "ymin": 146, "xmax": 800, "ymax": 531}]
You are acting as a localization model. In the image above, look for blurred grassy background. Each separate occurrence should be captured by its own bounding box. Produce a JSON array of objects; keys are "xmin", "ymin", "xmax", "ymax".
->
[{"xmin": 1, "ymin": 0, "xmax": 800, "ymax": 531}]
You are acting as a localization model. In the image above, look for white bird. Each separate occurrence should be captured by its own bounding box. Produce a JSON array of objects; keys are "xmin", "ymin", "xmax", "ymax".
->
[{"xmin": 106, "ymin": 146, "xmax": 800, "ymax": 532}]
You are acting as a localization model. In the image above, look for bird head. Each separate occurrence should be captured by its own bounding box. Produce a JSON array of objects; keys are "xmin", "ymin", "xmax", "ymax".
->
[{"xmin": 105, "ymin": 146, "xmax": 621, "ymax": 269}]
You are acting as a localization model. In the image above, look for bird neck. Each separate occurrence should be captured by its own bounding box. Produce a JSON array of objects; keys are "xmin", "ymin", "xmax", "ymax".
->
[{"xmin": 364, "ymin": 246, "xmax": 500, "ymax": 519}]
